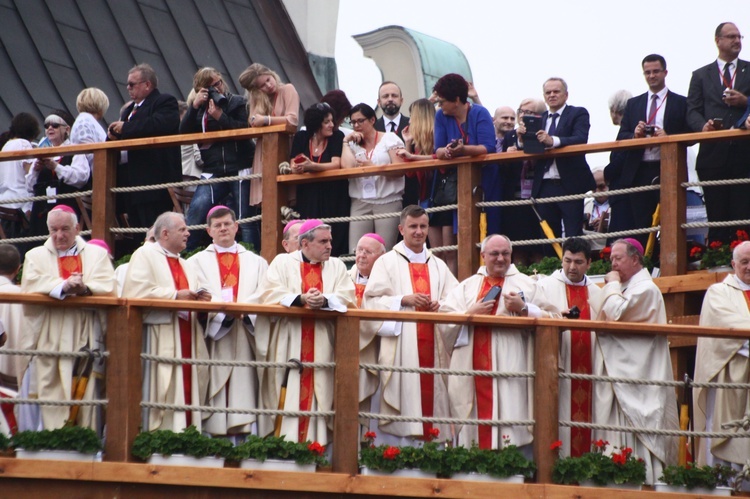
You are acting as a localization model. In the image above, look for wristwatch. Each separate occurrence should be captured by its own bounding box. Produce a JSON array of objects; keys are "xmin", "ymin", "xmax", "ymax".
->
[{"xmin": 520, "ymin": 304, "xmax": 528, "ymax": 315}]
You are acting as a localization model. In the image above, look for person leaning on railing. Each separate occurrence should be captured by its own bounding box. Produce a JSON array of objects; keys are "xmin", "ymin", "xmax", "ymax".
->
[{"xmin": 0, "ymin": 113, "xmax": 40, "ymax": 238}]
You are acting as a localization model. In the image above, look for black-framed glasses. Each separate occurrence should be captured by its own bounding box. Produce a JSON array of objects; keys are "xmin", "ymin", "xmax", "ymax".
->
[
  {"xmin": 351, "ymin": 118, "xmax": 367, "ymax": 126},
  {"xmin": 126, "ymin": 80, "xmax": 145, "ymax": 88}
]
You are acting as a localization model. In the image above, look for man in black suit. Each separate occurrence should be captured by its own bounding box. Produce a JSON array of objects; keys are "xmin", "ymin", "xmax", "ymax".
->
[
  {"xmin": 374, "ymin": 81, "xmax": 415, "ymax": 206},
  {"xmin": 687, "ymin": 22, "xmax": 750, "ymax": 243},
  {"xmin": 519, "ymin": 78, "xmax": 594, "ymax": 244},
  {"xmin": 613, "ymin": 54, "xmax": 690, "ymax": 247},
  {"xmin": 108, "ymin": 63, "xmax": 181, "ymax": 237}
]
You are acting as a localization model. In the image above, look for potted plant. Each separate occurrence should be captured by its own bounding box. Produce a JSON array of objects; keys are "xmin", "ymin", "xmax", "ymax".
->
[
  {"xmin": 233, "ymin": 435, "xmax": 328, "ymax": 472},
  {"xmin": 655, "ymin": 464, "xmax": 737, "ymax": 496},
  {"xmin": 552, "ymin": 439, "xmax": 645, "ymax": 490},
  {"xmin": 132, "ymin": 425, "xmax": 232, "ymax": 468},
  {"xmin": 12, "ymin": 426, "xmax": 102, "ymax": 462},
  {"xmin": 359, "ymin": 429, "xmax": 441, "ymax": 478},
  {"xmin": 442, "ymin": 436, "xmax": 535, "ymax": 482},
  {"xmin": 697, "ymin": 229, "xmax": 749, "ymax": 271}
]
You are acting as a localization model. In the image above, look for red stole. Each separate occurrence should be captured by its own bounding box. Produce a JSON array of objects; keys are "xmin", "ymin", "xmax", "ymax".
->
[
  {"xmin": 565, "ymin": 283, "xmax": 593, "ymax": 457},
  {"xmin": 166, "ymin": 256, "xmax": 193, "ymax": 425},
  {"xmin": 408, "ymin": 262, "xmax": 434, "ymax": 438},
  {"xmin": 743, "ymin": 290, "xmax": 750, "ymax": 309},
  {"xmin": 216, "ymin": 251, "xmax": 240, "ymax": 301},
  {"xmin": 299, "ymin": 262, "xmax": 323, "ymax": 441},
  {"xmin": 58, "ymin": 255, "xmax": 82, "ymax": 279},
  {"xmin": 354, "ymin": 283, "xmax": 365, "ymax": 308},
  {"xmin": 473, "ymin": 276, "xmax": 504, "ymax": 449}
]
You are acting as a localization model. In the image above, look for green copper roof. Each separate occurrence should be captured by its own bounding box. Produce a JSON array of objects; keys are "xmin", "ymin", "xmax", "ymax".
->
[{"xmin": 401, "ymin": 26, "xmax": 473, "ymax": 91}]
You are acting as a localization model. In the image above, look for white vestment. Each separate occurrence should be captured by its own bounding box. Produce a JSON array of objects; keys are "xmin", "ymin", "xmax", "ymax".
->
[
  {"xmin": 253, "ymin": 251, "xmax": 355, "ymax": 445},
  {"xmin": 695, "ymin": 274, "xmax": 750, "ymax": 466},
  {"xmin": 348, "ymin": 266, "xmax": 379, "ymax": 423},
  {"xmin": 189, "ymin": 244, "xmax": 268, "ymax": 436},
  {"xmin": 21, "ymin": 237, "xmax": 115, "ymax": 430},
  {"xmin": 0, "ymin": 277, "xmax": 25, "ymax": 387},
  {"xmin": 362, "ymin": 242, "xmax": 458, "ymax": 444},
  {"xmin": 596, "ymin": 267, "xmax": 678, "ymax": 484},
  {"xmin": 536, "ymin": 270, "xmax": 603, "ymax": 457},
  {"xmin": 122, "ymin": 243, "xmax": 209, "ymax": 432},
  {"xmin": 440, "ymin": 265, "xmax": 559, "ymax": 449}
]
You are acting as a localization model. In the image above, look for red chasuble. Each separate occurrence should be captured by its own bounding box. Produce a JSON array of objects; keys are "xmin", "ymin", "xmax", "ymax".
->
[
  {"xmin": 408, "ymin": 262, "xmax": 435, "ymax": 438},
  {"xmin": 299, "ymin": 262, "xmax": 323, "ymax": 441},
  {"xmin": 58, "ymin": 255, "xmax": 82, "ymax": 279},
  {"xmin": 354, "ymin": 283, "xmax": 365, "ymax": 308},
  {"xmin": 166, "ymin": 256, "xmax": 193, "ymax": 425},
  {"xmin": 216, "ymin": 251, "xmax": 240, "ymax": 301},
  {"xmin": 473, "ymin": 276, "xmax": 504, "ymax": 449},
  {"xmin": 565, "ymin": 283, "xmax": 593, "ymax": 456}
]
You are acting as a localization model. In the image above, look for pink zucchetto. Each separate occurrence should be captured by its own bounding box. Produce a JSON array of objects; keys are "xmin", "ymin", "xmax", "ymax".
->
[
  {"xmin": 88, "ymin": 239, "xmax": 111, "ymax": 255},
  {"xmin": 298, "ymin": 219, "xmax": 324, "ymax": 237},
  {"xmin": 50, "ymin": 205, "xmax": 76, "ymax": 214},
  {"xmin": 283, "ymin": 219, "xmax": 304, "ymax": 234},
  {"xmin": 362, "ymin": 233, "xmax": 385, "ymax": 246},
  {"xmin": 206, "ymin": 205, "xmax": 232, "ymax": 222},
  {"xmin": 621, "ymin": 238, "xmax": 644, "ymax": 256}
]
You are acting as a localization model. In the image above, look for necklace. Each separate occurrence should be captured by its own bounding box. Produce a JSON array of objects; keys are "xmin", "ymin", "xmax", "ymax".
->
[{"xmin": 309, "ymin": 135, "xmax": 328, "ymax": 163}]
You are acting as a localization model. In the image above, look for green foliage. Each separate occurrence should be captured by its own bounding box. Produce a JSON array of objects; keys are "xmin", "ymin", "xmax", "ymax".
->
[
  {"xmin": 516, "ymin": 257, "xmax": 562, "ymax": 277},
  {"xmin": 587, "ymin": 258, "xmax": 611, "ymax": 275},
  {"xmin": 552, "ymin": 442, "xmax": 645, "ymax": 486},
  {"xmin": 131, "ymin": 425, "xmax": 232, "ymax": 460},
  {"xmin": 11, "ymin": 426, "xmax": 101, "ymax": 454},
  {"xmin": 659, "ymin": 464, "xmax": 737, "ymax": 489},
  {"xmin": 0, "ymin": 433, "xmax": 10, "ymax": 451},
  {"xmin": 231, "ymin": 435, "xmax": 328, "ymax": 467}
]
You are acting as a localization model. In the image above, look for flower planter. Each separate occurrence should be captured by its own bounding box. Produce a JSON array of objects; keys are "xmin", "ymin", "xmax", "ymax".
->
[
  {"xmin": 15, "ymin": 449, "xmax": 102, "ymax": 462},
  {"xmin": 240, "ymin": 458, "xmax": 315, "ymax": 473},
  {"xmin": 359, "ymin": 466, "xmax": 436, "ymax": 479},
  {"xmin": 147, "ymin": 453, "xmax": 225, "ymax": 468},
  {"xmin": 580, "ymin": 479, "xmax": 642, "ymax": 491},
  {"xmin": 653, "ymin": 483, "xmax": 732, "ymax": 496},
  {"xmin": 452, "ymin": 472, "xmax": 525, "ymax": 483}
]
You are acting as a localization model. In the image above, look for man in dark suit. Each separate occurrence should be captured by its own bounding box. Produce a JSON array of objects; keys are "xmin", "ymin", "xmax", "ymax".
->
[
  {"xmin": 518, "ymin": 78, "xmax": 594, "ymax": 245},
  {"xmin": 687, "ymin": 22, "xmax": 750, "ymax": 243},
  {"xmin": 374, "ymin": 81, "xmax": 414, "ymax": 206},
  {"xmin": 613, "ymin": 54, "xmax": 690, "ymax": 247},
  {"xmin": 108, "ymin": 63, "xmax": 181, "ymax": 238}
]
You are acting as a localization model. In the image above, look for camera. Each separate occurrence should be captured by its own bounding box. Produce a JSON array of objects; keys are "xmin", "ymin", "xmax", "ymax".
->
[
  {"xmin": 207, "ymin": 87, "xmax": 227, "ymax": 107},
  {"xmin": 564, "ymin": 306, "xmax": 581, "ymax": 319},
  {"xmin": 644, "ymin": 125, "xmax": 655, "ymax": 137}
]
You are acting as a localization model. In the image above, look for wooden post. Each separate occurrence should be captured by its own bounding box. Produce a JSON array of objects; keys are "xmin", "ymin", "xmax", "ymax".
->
[
  {"xmin": 91, "ymin": 149, "xmax": 119, "ymax": 251},
  {"xmin": 660, "ymin": 142, "xmax": 688, "ymax": 319},
  {"xmin": 260, "ymin": 131, "xmax": 290, "ymax": 263},
  {"xmin": 332, "ymin": 314, "xmax": 360, "ymax": 475},
  {"xmin": 457, "ymin": 161, "xmax": 482, "ymax": 281},
  {"xmin": 533, "ymin": 325, "xmax": 559, "ymax": 484},
  {"xmin": 104, "ymin": 305, "xmax": 143, "ymax": 462}
]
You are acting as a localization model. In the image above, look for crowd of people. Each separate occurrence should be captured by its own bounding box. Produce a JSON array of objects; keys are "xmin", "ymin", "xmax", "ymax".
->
[{"xmin": 0, "ymin": 21, "xmax": 747, "ymax": 485}]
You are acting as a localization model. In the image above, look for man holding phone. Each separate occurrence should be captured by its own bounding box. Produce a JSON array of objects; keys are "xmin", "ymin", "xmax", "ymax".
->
[
  {"xmin": 687, "ymin": 22, "xmax": 750, "ymax": 243},
  {"xmin": 440, "ymin": 234, "xmax": 558, "ymax": 450}
]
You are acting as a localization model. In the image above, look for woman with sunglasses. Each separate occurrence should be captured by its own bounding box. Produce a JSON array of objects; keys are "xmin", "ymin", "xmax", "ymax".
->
[
  {"xmin": 290, "ymin": 102, "xmax": 350, "ymax": 256},
  {"xmin": 341, "ymin": 103, "xmax": 405, "ymax": 252}
]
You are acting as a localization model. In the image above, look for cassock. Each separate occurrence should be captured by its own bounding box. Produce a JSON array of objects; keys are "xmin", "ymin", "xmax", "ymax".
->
[
  {"xmin": 189, "ymin": 243, "xmax": 268, "ymax": 436},
  {"xmin": 695, "ymin": 274, "xmax": 750, "ymax": 467},
  {"xmin": 440, "ymin": 264, "xmax": 558, "ymax": 449},
  {"xmin": 537, "ymin": 269, "xmax": 603, "ymax": 457},
  {"xmin": 363, "ymin": 242, "xmax": 458, "ymax": 444},
  {"xmin": 596, "ymin": 267, "xmax": 678, "ymax": 484},
  {"xmin": 253, "ymin": 250, "xmax": 355, "ymax": 445},
  {"xmin": 21, "ymin": 236, "xmax": 115, "ymax": 430},
  {"xmin": 122, "ymin": 242, "xmax": 209, "ymax": 432},
  {"xmin": 0, "ymin": 276, "xmax": 25, "ymax": 387}
]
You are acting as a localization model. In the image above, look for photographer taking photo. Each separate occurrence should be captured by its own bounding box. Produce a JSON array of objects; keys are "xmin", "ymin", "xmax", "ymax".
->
[{"xmin": 180, "ymin": 67, "xmax": 255, "ymax": 250}]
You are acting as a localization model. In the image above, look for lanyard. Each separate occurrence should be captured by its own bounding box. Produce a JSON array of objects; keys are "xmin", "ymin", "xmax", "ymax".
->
[
  {"xmin": 718, "ymin": 63, "xmax": 737, "ymax": 89},
  {"xmin": 646, "ymin": 94, "xmax": 668, "ymax": 125},
  {"xmin": 453, "ymin": 104, "xmax": 471, "ymax": 144},
  {"xmin": 365, "ymin": 132, "xmax": 379, "ymax": 161},
  {"xmin": 308, "ymin": 137, "xmax": 327, "ymax": 163}
]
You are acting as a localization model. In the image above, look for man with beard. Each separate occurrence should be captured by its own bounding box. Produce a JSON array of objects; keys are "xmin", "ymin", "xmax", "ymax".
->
[{"xmin": 375, "ymin": 82, "xmax": 416, "ymax": 206}]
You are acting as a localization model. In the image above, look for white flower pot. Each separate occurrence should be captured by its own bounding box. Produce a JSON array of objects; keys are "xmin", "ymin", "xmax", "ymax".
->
[
  {"xmin": 654, "ymin": 483, "xmax": 732, "ymax": 496},
  {"xmin": 240, "ymin": 458, "xmax": 315, "ymax": 473},
  {"xmin": 359, "ymin": 466, "xmax": 436, "ymax": 479},
  {"xmin": 580, "ymin": 479, "xmax": 642, "ymax": 490},
  {"xmin": 147, "ymin": 453, "xmax": 225, "ymax": 468},
  {"xmin": 452, "ymin": 472, "xmax": 524, "ymax": 483},
  {"xmin": 15, "ymin": 449, "xmax": 102, "ymax": 462}
]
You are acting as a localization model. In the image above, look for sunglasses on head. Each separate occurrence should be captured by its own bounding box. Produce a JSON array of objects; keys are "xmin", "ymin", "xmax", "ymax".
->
[{"xmin": 44, "ymin": 123, "xmax": 62, "ymax": 129}]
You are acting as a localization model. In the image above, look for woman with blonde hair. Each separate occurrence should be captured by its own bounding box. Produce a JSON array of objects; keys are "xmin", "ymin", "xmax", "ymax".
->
[
  {"xmin": 238, "ymin": 63, "xmax": 299, "ymax": 237},
  {"xmin": 396, "ymin": 98, "xmax": 435, "ymax": 205}
]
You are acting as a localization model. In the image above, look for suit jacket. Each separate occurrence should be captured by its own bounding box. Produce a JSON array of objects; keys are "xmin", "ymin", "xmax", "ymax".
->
[
  {"xmin": 375, "ymin": 115, "xmax": 410, "ymax": 140},
  {"xmin": 615, "ymin": 90, "xmax": 690, "ymax": 187},
  {"xmin": 531, "ymin": 105, "xmax": 594, "ymax": 196},
  {"xmin": 118, "ymin": 89, "xmax": 182, "ymax": 204},
  {"xmin": 687, "ymin": 59, "xmax": 750, "ymax": 170}
]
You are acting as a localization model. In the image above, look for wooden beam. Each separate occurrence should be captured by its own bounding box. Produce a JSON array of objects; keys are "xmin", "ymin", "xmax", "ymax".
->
[
  {"xmin": 533, "ymin": 325, "xmax": 559, "ymax": 484},
  {"xmin": 260, "ymin": 131, "xmax": 290, "ymax": 262},
  {"xmin": 659, "ymin": 142, "xmax": 687, "ymax": 279},
  {"xmin": 332, "ymin": 315, "xmax": 361, "ymax": 475},
  {"xmin": 457, "ymin": 161, "xmax": 481, "ymax": 281},
  {"xmin": 91, "ymin": 149, "xmax": 119, "ymax": 250}
]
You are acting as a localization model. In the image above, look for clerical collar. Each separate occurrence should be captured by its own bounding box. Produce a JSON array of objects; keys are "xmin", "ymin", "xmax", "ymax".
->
[
  {"xmin": 56, "ymin": 244, "xmax": 79, "ymax": 257},
  {"xmin": 399, "ymin": 241, "xmax": 427, "ymax": 263},
  {"xmin": 733, "ymin": 274, "xmax": 750, "ymax": 290},
  {"xmin": 561, "ymin": 270, "xmax": 588, "ymax": 287},
  {"xmin": 213, "ymin": 242, "xmax": 238, "ymax": 254},
  {"xmin": 300, "ymin": 251, "xmax": 322, "ymax": 264},
  {"xmin": 156, "ymin": 242, "xmax": 180, "ymax": 258},
  {"xmin": 355, "ymin": 270, "xmax": 369, "ymax": 284}
]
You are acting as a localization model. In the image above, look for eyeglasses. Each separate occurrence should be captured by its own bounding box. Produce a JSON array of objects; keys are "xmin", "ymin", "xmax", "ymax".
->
[
  {"xmin": 350, "ymin": 118, "xmax": 368, "ymax": 126},
  {"xmin": 210, "ymin": 79, "xmax": 223, "ymax": 89},
  {"xmin": 484, "ymin": 251, "xmax": 512, "ymax": 259},
  {"xmin": 517, "ymin": 109, "xmax": 536, "ymax": 115},
  {"xmin": 126, "ymin": 80, "xmax": 145, "ymax": 88},
  {"xmin": 719, "ymin": 34, "xmax": 744, "ymax": 40},
  {"xmin": 44, "ymin": 123, "xmax": 62, "ymax": 129}
]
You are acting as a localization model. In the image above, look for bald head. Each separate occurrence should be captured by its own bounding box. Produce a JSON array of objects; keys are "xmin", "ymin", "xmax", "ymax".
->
[
  {"xmin": 355, "ymin": 235, "xmax": 386, "ymax": 278},
  {"xmin": 493, "ymin": 106, "xmax": 516, "ymax": 135}
]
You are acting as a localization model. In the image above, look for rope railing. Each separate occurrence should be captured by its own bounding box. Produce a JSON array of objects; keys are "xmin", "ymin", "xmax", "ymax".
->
[
  {"xmin": 0, "ymin": 230, "xmax": 92, "ymax": 245},
  {"xmin": 560, "ymin": 420, "xmax": 750, "ymax": 439},
  {"xmin": 359, "ymin": 363, "xmax": 533, "ymax": 378},
  {"xmin": 476, "ymin": 184, "xmax": 660, "ymax": 209},
  {"xmin": 561, "ymin": 372, "xmax": 750, "ymax": 389},
  {"xmin": 109, "ymin": 214, "xmax": 263, "ymax": 234},
  {"xmin": 140, "ymin": 354, "xmax": 334, "ymax": 369},
  {"xmin": 139, "ymin": 402, "xmax": 333, "ymax": 417},
  {"xmin": 359, "ymin": 413, "xmax": 534, "ymax": 427},
  {"xmin": 109, "ymin": 172, "xmax": 262, "ymax": 193},
  {"xmin": 0, "ymin": 189, "xmax": 93, "ymax": 206},
  {"xmin": 0, "ymin": 348, "xmax": 108, "ymax": 359},
  {"xmin": 1, "ymin": 398, "xmax": 108, "ymax": 407}
]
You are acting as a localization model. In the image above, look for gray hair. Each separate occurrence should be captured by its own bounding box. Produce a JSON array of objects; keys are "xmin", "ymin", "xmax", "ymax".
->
[
  {"xmin": 480, "ymin": 234, "xmax": 512, "ymax": 252},
  {"xmin": 47, "ymin": 208, "xmax": 78, "ymax": 227},
  {"xmin": 732, "ymin": 240, "xmax": 750, "ymax": 262},
  {"xmin": 299, "ymin": 223, "xmax": 332, "ymax": 244},
  {"xmin": 612, "ymin": 238, "xmax": 644, "ymax": 265},
  {"xmin": 129, "ymin": 63, "xmax": 158, "ymax": 88},
  {"xmin": 543, "ymin": 77, "xmax": 568, "ymax": 92},
  {"xmin": 153, "ymin": 212, "xmax": 184, "ymax": 240},
  {"xmin": 608, "ymin": 89, "xmax": 633, "ymax": 114}
]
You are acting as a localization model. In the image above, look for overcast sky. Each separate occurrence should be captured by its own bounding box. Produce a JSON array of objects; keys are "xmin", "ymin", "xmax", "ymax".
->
[{"xmin": 335, "ymin": 2, "xmax": 747, "ymax": 166}]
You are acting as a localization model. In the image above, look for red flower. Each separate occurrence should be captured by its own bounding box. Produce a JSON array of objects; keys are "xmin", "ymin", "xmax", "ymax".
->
[
  {"xmin": 730, "ymin": 240, "xmax": 741, "ymax": 250},
  {"xmin": 363, "ymin": 431, "xmax": 377, "ymax": 441},
  {"xmin": 622, "ymin": 447, "xmax": 633, "ymax": 456},
  {"xmin": 307, "ymin": 442, "xmax": 325, "ymax": 456},
  {"xmin": 612, "ymin": 452, "xmax": 627, "ymax": 465},
  {"xmin": 689, "ymin": 246, "xmax": 702, "ymax": 258},
  {"xmin": 709, "ymin": 240, "xmax": 723, "ymax": 250},
  {"xmin": 594, "ymin": 439, "xmax": 608, "ymax": 450},
  {"xmin": 427, "ymin": 428, "xmax": 440, "ymax": 440},
  {"xmin": 737, "ymin": 230, "xmax": 749, "ymax": 241},
  {"xmin": 383, "ymin": 446, "xmax": 400, "ymax": 460},
  {"xmin": 600, "ymin": 247, "xmax": 612, "ymax": 260},
  {"xmin": 550, "ymin": 440, "xmax": 563, "ymax": 451}
]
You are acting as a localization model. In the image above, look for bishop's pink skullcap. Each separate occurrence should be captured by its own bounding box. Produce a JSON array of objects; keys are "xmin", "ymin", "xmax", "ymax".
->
[
  {"xmin": 283, "ymin": 219, "xmax": 304, "ymax": 234},
  {"xmin": 622, "ymin": 238, "xmax": 644, "ymax": 256},
  {"xmin": 362, "ymin": 233, "xmax": 385, "ymax": 246},
  {"xmin": 206, "ymin": 205, "xmax": 232, "ymax": 222},
  {"xmin": 298, "ymin": 219, "xmax": 324, "ymax": 237}
]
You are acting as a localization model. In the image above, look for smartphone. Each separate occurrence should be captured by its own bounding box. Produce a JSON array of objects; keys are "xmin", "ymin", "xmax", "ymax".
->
[
  {"xmin": 482, "ymin": 285, "xmax": 502, "ymax": 303},
  {"xmin": 713, "ymin": 118, "xmax": 724, "ymax": 130},
  {"xmin": 564, "ymin": 305, "xmax": 581, "ymax": 319},
  {"xmin": 293, "ymin": 155, "xmax": 306, "ymax": 164},
  {"xmin": 448, "ymin": 138, "xmax": 461, "ymax": 148},
  {"xmin": 523, "ymin": 115, "xmax": 543, "ymax": 134}
]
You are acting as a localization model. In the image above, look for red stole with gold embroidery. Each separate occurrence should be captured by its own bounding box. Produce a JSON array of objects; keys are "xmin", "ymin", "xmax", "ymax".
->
[
  {"xmin": 58, "ymin": 255, "xmax": 82, "ymax": 279},
  {"xmin": 167, "ymin": 256, "xmax": 193, "ymax": 425},
  {"xmin": 473, "ymin": 276, "xmax": 504, "ymax": 449},
  {"xmin": 354, "ymin": 283, "xmax": 365, "ymax": 308},
  {"xmin": 215, "ymin": 251, "xmax": 240, "ymax": 301},
  {"xmin": 565, "ymin": 283, "xmax": 592, "ymax": 457},
  {"xmin": 408, "ymin": 262, "xmax": 434, "ymax": 438},
  {"xmin": 299, "ymin": 261, "xmax": 323, "ymax": 441}
]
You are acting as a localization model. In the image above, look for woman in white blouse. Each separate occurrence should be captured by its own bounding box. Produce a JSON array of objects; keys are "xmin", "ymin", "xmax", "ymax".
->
[{"xmin": 341, "ymin": 103, "xmax": 405, "ymax": 252}]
